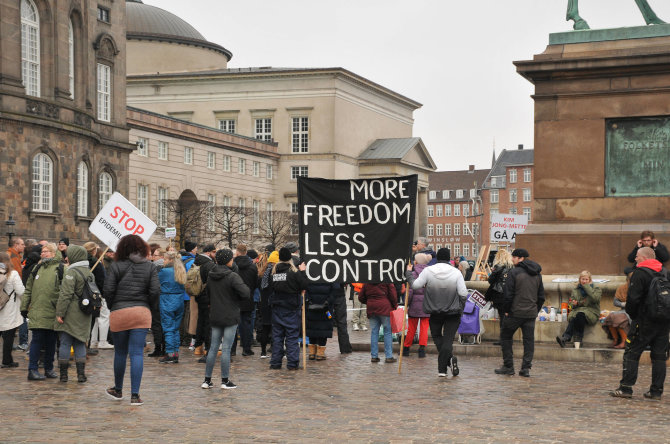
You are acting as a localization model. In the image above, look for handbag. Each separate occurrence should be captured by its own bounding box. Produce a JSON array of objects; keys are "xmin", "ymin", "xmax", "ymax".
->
[
  {"xmin": 390, "ymin": 307, "xmax": 406, "ymax": 333},
  {"xmin": 0, "ymin": 289, "xmax": 13, "ymax": 311}
]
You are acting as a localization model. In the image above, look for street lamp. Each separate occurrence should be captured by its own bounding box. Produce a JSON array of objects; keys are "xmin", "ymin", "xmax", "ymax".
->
[{"xmin": 5, "ymin": 215, "xmax": 15, "ymax": 248}]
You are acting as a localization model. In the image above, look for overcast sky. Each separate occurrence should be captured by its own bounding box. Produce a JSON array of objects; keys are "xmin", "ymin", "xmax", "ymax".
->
[{"xmin": 142, "ymin": 0, "xmax": 670, "ymax": 171}]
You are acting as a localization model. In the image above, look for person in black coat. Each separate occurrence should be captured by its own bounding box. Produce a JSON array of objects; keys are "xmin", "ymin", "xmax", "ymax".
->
[
  {"xmin": 305, "ymin": 283, "xmax": 336, "ymax": 361},
  {"xmin": 257, "ymin": 251, "xmax": 279, "ymax": 358},
  {"xmin": 200, "ymin": 249, "xmax": 249, "ymax": 390},
  {"xmin": 231, "ymin": 244, "xmax": 257, "ymax": 356},
  {"xmin": 193, "ymin": 245, "xmax": 217, "ymax": 362}
]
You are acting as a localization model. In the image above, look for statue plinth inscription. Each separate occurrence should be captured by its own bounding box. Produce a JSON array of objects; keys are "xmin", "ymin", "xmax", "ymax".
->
[{"xmin": 606, "ymin": 117, "xmax": 670, "ymax": 197}]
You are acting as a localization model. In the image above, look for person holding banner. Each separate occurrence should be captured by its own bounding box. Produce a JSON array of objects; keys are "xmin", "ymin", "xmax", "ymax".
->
[
  {"xmin": 104, "ymin": 235, "xmax": 160, "ymax": 406},
  {"xmin": 358, "ymin": 282, "xmax": 398, "ymax": 363},
  {"xmin": 305, "ymin": 282, "xmax": 336, "ymax": 361},
  {"xmin": 269, "ymin": 248, "xmax": 308, "ymax": 370},
  {"xmin": 406, "ymin": 248, "xmax": 468, "ymax": 377}
]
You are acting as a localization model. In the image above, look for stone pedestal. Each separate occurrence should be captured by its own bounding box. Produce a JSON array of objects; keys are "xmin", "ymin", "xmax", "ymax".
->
[{"xmin": 514, "ymin": 27, "xmax": 670, "ymax": 274}]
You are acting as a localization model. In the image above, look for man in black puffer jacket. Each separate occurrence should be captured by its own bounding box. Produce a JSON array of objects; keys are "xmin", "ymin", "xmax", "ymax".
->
[
  {"xmin": 495, "ymin": 248, "xmax": 545, "ymax": 378},
  {"xmin": 232, "ymin": 244, "xmax": 258, "ymax": 356}
]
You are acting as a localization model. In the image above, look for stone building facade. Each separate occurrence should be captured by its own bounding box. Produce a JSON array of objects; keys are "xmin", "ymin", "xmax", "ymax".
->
[{"xmin": 0, "ymin": 0, "xmax": 132, "ymax": 243}]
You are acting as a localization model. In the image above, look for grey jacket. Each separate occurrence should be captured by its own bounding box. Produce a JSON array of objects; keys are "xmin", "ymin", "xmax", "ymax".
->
[{"xmin": 405, "ymin": 261, "xmax": 468, "ymax": 315}]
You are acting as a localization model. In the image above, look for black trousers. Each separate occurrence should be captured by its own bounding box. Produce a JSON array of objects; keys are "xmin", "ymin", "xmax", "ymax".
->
[
  {"xmin": 500, "ymin": 316, "xmax": 535, "ymax": 370},
  {"xmin": 428, "ymin": 313, "xmax": 461, "ymax": 373},
  {"xmin": 150, "ymin": 306, "xmax": 164, "ymax": 348},
  {"xmin": 331, "ymin": 295, "xmax": 352, "ymax": 353},
  {"xmin": 258, "ymin": 324, "xmax": 272, "ymax": 353},
  {"xmin": 619, "ymin": 321, "xmax": 670, "ymax": 395},
  {"xmin": 1, "ymin": 328, "xmax": 17, "ymax": 365},
  {"xmin": 563, "ymin": 312, "xmax": 587, "ymax": 341},
  {"xmin": 194, "ymin": 301, "xmax": 211, "ymax": 351}
]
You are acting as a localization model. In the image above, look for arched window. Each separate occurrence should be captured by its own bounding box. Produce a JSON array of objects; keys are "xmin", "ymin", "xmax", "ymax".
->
[
  {"xmin": 21, "ymin": 0, "xmax": 40, "ymax": 97},
  {"xmin": 99, "ymin": 172, "xmax": 113, "ymax": 209},
  {"xmin": 77, "ymin": 162, "xmax": 88, "ymax": 216},
  {"xmin": 68, "ymin": 19, "xmax": 74, "ymax": 99},
  {"xmin": 32, "ymin": 153, "xmax": 52, "ymax": 212}
]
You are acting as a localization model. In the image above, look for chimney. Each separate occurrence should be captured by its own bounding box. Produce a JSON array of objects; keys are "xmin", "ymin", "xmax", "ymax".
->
[
  {"xmin": 468, "ymin": 164, "xmax": 475, "ymax": 173},
  {"xmin": 518, "ymin": 144, "xmax": 524, "ymax": 150}
]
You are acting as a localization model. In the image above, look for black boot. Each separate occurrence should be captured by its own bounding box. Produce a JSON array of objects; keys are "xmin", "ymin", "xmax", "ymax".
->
[
  {"xmin": 75, "ymin": 361, "xmax": 87, "ymax": 383},
  {"xmin": 418, "ymin": 345, "xmax": 426, "ymax": 358},
  {"xmin": 402, "ymin": 346, "xmax": 410, "ymax": 357},
  {"xmin": 59, "ymin": 360, "xmax": 69, "ymax": 383},
  {"xmin": 148, "ymin": 343, "xmax": 163, "ymax": 357}
]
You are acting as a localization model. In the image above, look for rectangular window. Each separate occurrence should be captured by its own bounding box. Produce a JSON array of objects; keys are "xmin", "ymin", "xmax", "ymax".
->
[
  {"xmin": 427, "ymin": 224, "xmax": 434, "ymax": 236},
  {"xmin": 523, "ymin": 207, "xmax": 532, "ymax": 220},
  {"xmin": 523, "ymin": 188, "xmax": 531, "ymax": 202},
  {"xmin": 436, "ymin": 224, "xmax": 443, "ymax": 236},
  {"xmin": 291, "ymin": 203, "xmax": 299, "ymax": 214},
  {"xmin": 470, "ymin": 189, "xmax": 476, "ymax": 198},
  {"xmin": 444, "ymin": 205, "xmax": 451, "ymax": 217},
  {"xmin": 96, "ymin": 63, "xmax": 111, "ymax": 122},
  {"xmin": 442, "ymin": 190, "xmax": 450, "ymax": 199},
  {"xmin": 291, "ymin": 166, "xmax": 308, "ymax": 180},
  {"xmin": 157, "ymin": 187, "xmax": 168, "ymax": 227},
  {"xmin": 238, "ymin": 158, "xmax": 246, "ymax": 174},
  {"xmin": 472, "ymin": 223, "xmax": 479, "ymax": 235},
  {"xmin": 218, "ymin": 119, "xmax": 236, "ymax": 133},
  {"xmin": 253, "ymin": 161, "xmax": 260, "ymax": 177},
  {"xmin": 266, "ymin": 164, "xmax": 273, "ymax": 180},
  {"xmin": 184, "ymin": 147, "xmax": 193, "ymax": 165},
  {"xmin": 223, "ymin": 196, "xmax": 231, "ymax": 207},
  {"xmin": 429, "ymin": 190, "xmax": 436, "ymax": 199},
  {"xmin": 291, "ymin": 117, "xmax": 309, "ymax": 153},
  {"xmin": 77, "ymin": 162, "xmax": 88, "ymax": 217},
  {"xmin": 97, "ymin": 6, "xmax": 110, "ymax": 23},
  {"xmin": 524, "ymin": 168, "xmax": 531, "ymax": 182},
  {"xmin": 510, "ymin": 189, "xmax": 517, "ymax": 203},
  {"xmin": 454, "ymin": 223, "xmax": 460, "ymax": 236},
  {"xmin": 463, "ymin": 243, "xmax": 469, "ymax": 258},
  {"xmin": 136, "ymin": 137, "xmax": 148, "ymax": 157},
  {"xmin": 445, "ymin": 223, "xmax": 451, "ymax": 236},
  {"xmin": 207, "ymin": 152, "xmax": 215, "ymax": 169},
  {"xmin": 22, "ymin": 10, "xmax": 41, "ymax": 98},
  {"xmin": 137, "ymin": 184, "xmax": 148, "ymax": 214},
  {"xmin": 509, "ymin": 169, "xmax": 517, "ymax": 183},
  {"xmin": 454, "ymin": 205, "xmax": 460, "ymax": 217},
  {"xmin": 222, "ymin": 155, "xmax": 231, "ymax": 172},
  {"xmin": 453, "ymin": 243, "xmax": 461, "ymax": 258},
  {"xmin": 473, "ymin": 243, "xmax": 478, "ymax": 256},
  {"xmin": 456, "ymin": 189, "xmax": 464, "ymax": 198},
  {"xmin": 510, "ymin": 207, "xmax": 517, "ymax": 214},
  {"xmin": 253, "ymin": 200, "xmax": 260, "ymax": 234},
  {"xmin": 428, "ymin": 205, "xmax": 434, "ymax": 218},
  {"xmin": 463, "ymin": 204, "xmax": 469, "ymax": 217},
  {"xmin": 490, "ymin": 189, "xmax": 499, "ymax": 203},
  {"xmin": 490, "ymin": 177, "xmax": 498, "ymax": 187},
  {"xmin": 436, "ymin": 205, "xmax": 442, "ymax": 217},
  {"xmin": 207, "ymin": 194, "xmax": 216, "ymax": 231},
  {"xmin": 158, "ymin": 141, "xmax": 168, "ymax": 160},
  {"xmin": 239, "ymin": 198, "xmax": 246, "ymax": 230},
  {"xmin": 254, "ymin": 118, "xmax": 272, "ymax": 141}
]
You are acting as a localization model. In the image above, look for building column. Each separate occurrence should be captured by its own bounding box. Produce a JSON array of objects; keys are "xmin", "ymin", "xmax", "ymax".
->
[{"xmin": 416, "ymin": 186, "xmax": 428, "ymax": 238}]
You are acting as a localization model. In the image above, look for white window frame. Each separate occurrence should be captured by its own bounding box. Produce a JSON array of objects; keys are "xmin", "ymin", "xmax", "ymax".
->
[
  {"xmin": 96, "ymin": 63, "xmax": 111, "ymax": 122},
  {"xmin": 429, "ymin": 190, "xmax": 436, "ymax": 199},
  {"xmin": 222, "ymin": 155, "xmax": 231, "ymax": 172},
  {"xmin": 223, "ymin": 196, "xmax": 231, "ymax": 208},
  {"xmin": 218, "ymin": 119, "xmax": 236, "ymax": 133},
  {"xmin": 291, "ymin": 166, "xmax": 308, "ymax": 180},
  {"xmin": 456, "ymin": 189, "xmax": 464, "ymax": 199},
  {"xmin": 183, "ymin": 147, "xmax": 193, "ymax": 165},
  {"xmin": 157, "ymin": 187, "xmax": 168, "ymax": 227},
  {"xmin": 436, "ymin": 224, "xmax": 443, "ymax": 236},
  {"xmin": 523, "ymin": 207, "xmax": 532, "ymax": 220},
  {"xmin": 523, "ymin": 168, "xmax": 532, "ymax": 183},
  {"xmin": 77, "ymin": 162, "xmax": 88, "ymax": 217},
  {"xmin": 444, "ymin": 204, "xmax": 451, "ymax": 217},
  {"xmin": 207, "ymin": 194, "xmax": 216, "ymax": 231},
  {"xmin": 238, "ymin": 158, "xmax": 246, "ymax": 175},
  {"xmin": 453, "ymin": 243, "xmax": 461, "ymax": 257},
  {"xmin": 254, "ymin": 118, "xmax": 272, "ymax": 141},
  {"xmin": 137, "ymin": 184, "xmax": 148, "ymax": 214},
  {"xmin": 445, "ymin": 223, "xmax": 451, "ymax": 236},
  {"xmin": 523, "ymin": 188, "xmax": 531, "ymax": 202},
  {"xmin": 463, "ymin": 243, "xmax": 470, "ymax": 258},
  {"xmin": 509, "ymin": 169, "xmax": 517, "ymax": 183},
  {"xmin": 21, "ymin": 0, "xmax": 40, "ymax": 97},
  {"xmin": 266, "ymin": 164, "xmax": 273, "ymax": 180},
  {"xmin": 510, "ymin": 188, "xmax": 517, "ymax": 203},
  {"xmin": 32, "ymin": 154, "xmax": 53, "ymax": 213},
  {"xmin": 207, "ymin": 152, "xmax": 215, "ymax": 169},
  {"xmin": 158, "ymin": 141, "xmax": 168, "ymax": 160},
  {"xmin": 97, "ymin": 6, "xmax": 110, "ymax": 23},
  {"xmin": 454, "ymin": 205, "xmax": 460, "ymax": 217},
  {"xmin": 253, "ymin": 161, "xmax": 260, "ymax": 177},
  {"xmin": 253, "ymin": 200, "xmax": 260, "ymax": 234},
  {"xmin": 490, "ymin": 189, "xmax": 499, "ymax": 203},
  {"xmin": 68, "ymin": 20, "xmax": 74, "ymax": 99},
  {"xmin": 428, "ymin": 205, "xmax": 434, "ymax": 217},
  {"xmin": 98, "ymin": 172, "xmax": 113, "ymax": 210},
  {"xmin": 427, "ymin": 224, "xmax": 434, "ymax": 236},
  {"xmin": 469, "ymin": 189, "xmax": 476, "ymax": 198},
  {"xmin": 238, "ymin": 198, "xmax": 246, "ymax": 230},
  {"xmin": 436, "ymin": 205, "xmax": 442, "ymax": 217},
  {"xmin": 454, "ymin": 223, "xmax": 460, "ymax": 236},
  {"xmin": 136, "ymin": 137, "xmax": 148, "ymax": 157},
  {"xmin": 291, "ymin": 116, "xmax": 309, "ymax": 153},
  {"xmin": 463, "ymin": 204, "xmax": 469, "ymax": 217},
  {"xmin": 510, "ymin": 207, "xmax": 517, "ymax": 214},
  {"xmin": 290, "ymin": 203, "xmax": 299, "ymax": 214},
  {"xmin": 442, "ymin": 190, "xmax": 450, "ymax": 199}
]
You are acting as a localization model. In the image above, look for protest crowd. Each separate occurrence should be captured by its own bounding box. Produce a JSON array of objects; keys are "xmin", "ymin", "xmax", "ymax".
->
[{"xmin": 1, "ymin": 228, "xmax": 669, "ymax": 405}]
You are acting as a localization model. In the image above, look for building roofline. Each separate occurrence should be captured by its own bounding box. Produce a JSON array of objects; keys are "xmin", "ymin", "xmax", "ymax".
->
[{"xmin": 127, "ymin": 32, "xmax": 233, "ymax": 60}]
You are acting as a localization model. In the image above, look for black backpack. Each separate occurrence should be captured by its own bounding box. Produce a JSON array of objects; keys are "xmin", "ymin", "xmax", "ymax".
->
[
  {"xmin": 641, "ymin": 268, "xmax": 670, "ymax": 322},
  {"xmin": 72, "ymin": 268, "xmax": 103, "ymax": 317}
]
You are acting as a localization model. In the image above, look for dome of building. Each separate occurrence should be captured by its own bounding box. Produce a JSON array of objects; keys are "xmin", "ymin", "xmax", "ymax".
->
[{"xmin": 126, "ymin": 0, "xmax": 232, "ymax": 74}]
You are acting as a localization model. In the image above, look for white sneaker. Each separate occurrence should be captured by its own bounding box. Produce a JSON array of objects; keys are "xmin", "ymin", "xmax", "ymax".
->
[
  {"xmin": 90, "ymin": 341, "xmax": 98, "ymax": 349},
  {"xmin": 352, "ymin": 324, "xmax": 360, "ymax": 331},
  {"xmin": 438, "ymin": 373, "xmax": 447, "ymax": 377},
  {"xmin": 97, "ymin": 341, "xmax": 114, "ymax": 349},
  {"xmin": 361, "ymin": 325, "xmax": 368, "ymax": 331}
]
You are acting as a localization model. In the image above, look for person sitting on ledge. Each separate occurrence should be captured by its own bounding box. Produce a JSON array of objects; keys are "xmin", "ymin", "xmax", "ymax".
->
[
  {"xmin": 601, "ymin": 274, "xmax": 631, "ymax": 349},
  {"xmin": 556, "ymin": 270, "xmax": 601, "ymax": 348}
]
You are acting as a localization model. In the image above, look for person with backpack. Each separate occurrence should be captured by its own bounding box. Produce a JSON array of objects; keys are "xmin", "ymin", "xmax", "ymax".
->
[
  {"xmin": 54, "ymin": 245, "xmax": 95, "ymax": 383},
  {"xmin": 21, "ymin": 242, "xmax": 63, "ymax": 380},
  {"xmin": 158, "ymin": 251, "xmax": 187, "ymax": 364},
  {"xmin": 611, "ymin": 247, "xmax": 670, "ymax": 400},
  {"xmin": 556, "ymin": 271, "xmax": 601, "ymax": 348},
  {"xmin": 201, "ymin": 249, "xmax": 249, "ymax": 389},
  {"xmin": 0, "ymin": 252, "xmax": 25, "ymax": 368}
]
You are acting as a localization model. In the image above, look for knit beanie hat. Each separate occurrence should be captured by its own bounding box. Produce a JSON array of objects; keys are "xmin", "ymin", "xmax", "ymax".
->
[
  {"xmin": 184, "ymin": 241, "xmax": 197, "ymax": 252},
  {"xmin": 59, "ymin": 237, "xmax": 70, "ymax": 246},
  {"xmin": 278, "ymin": 247, "xmax": 292, "ymax": 262},
  {"xmin": 216, "ymin": 248, "xmax": 234, "ymax": 265},
  {"xmin": 247, "ymin": 249, "xmax": 258, "ymax": 260},
  {"xmin": 268, "ymin": 251, "xmax": 279, "ymax": 263},
  {"xmin": 284, "ymin": 242, "xmax": 299, "ymax": 253}
]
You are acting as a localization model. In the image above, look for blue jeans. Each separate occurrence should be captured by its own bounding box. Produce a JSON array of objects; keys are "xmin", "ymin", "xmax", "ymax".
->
[
  {"xmin": 369, "ymin": 315, "xmax": 393, "ymax": 359},
  {"xmin": 58, "ymin": 332, "xmax": 86, "ymax": 361},
  {"xmin": 270, "ymin": 307, "xmax": 301, "ymax": 368},
  {"xmin": 28, "ymin": 329, "xmax": 57, "ymax": 372},
  {"xmin": 160, "ymin": 293, "xmax": 185, "ymax": 354},
  {"xmin": 205, "ymin": 324, "xmax": 237, "ymax": 379},
  {"xmin": 112, "ymin": 329, "xmax": 147, "ymax": 395}
]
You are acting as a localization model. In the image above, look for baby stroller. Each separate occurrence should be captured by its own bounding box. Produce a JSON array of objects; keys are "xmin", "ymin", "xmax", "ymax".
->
[{"xmin": 458, "ymin": 299, "xmax": 481, "ymax": 344}]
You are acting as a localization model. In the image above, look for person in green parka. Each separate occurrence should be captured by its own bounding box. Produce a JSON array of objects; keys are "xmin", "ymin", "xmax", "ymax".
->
[
  {"xmin": 556, "ymin": 270, "xmax": 602, "ymax": 347},
  {"xmin": 54, "ymin": 245, "xmax": 93, "ymax": 383},
  {"xmin": 21, "ymin": 243, "xmax": 63, "ymax": 381}
]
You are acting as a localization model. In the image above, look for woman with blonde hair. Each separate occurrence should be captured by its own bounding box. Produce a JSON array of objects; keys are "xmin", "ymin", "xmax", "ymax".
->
[
  {"xmin": 158, "ymin": 251, "xmax": 186, "ymax": 363},
  {"xmin": 0, "ymin": 252, "xmax": 25, "ymax": 368},
  {"xmin": 557, "ymin": 270, "xmax": 602, "ymax": 347},
  {"xmin": 486, "ymin": 250, "xmax": 514, "ymax": 315}
]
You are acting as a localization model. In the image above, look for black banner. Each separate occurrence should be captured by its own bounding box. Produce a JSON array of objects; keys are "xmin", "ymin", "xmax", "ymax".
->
[{"xmin": 297, "ymin": 175, "xmax": 418, "ymax": 283}]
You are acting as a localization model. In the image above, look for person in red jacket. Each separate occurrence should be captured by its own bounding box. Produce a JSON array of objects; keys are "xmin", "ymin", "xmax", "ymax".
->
[{"xmin": 358, "ymin": 283, "xmax": 397, "ymax": 363}]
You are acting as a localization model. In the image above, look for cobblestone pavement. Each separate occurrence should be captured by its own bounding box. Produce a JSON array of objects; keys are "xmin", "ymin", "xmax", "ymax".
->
[{"xmin": 1, "ymin": 339, "xmax": 669, "ymax": 444}]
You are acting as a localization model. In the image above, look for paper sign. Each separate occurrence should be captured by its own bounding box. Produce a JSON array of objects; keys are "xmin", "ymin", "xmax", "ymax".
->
[
  {"xmin": 89, "ymin": 192, "xmax": 157, "ymax": 251},
  {"xmin": 165, "ymin": 227, "xmax": 176, "ymax": 239},
  {"xmin": 490, "ymin": 213, "xmax": 528, "ymax": 243}
]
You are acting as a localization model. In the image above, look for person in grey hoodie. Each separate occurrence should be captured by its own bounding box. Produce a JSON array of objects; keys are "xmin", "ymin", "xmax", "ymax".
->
[
  {"xmin": 406, "ymin": 247, "xmax": 468, "ymax": 378},
  {"xmin": 494, "ymin": 248, "xmax": 545, "ymax": 378}
]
